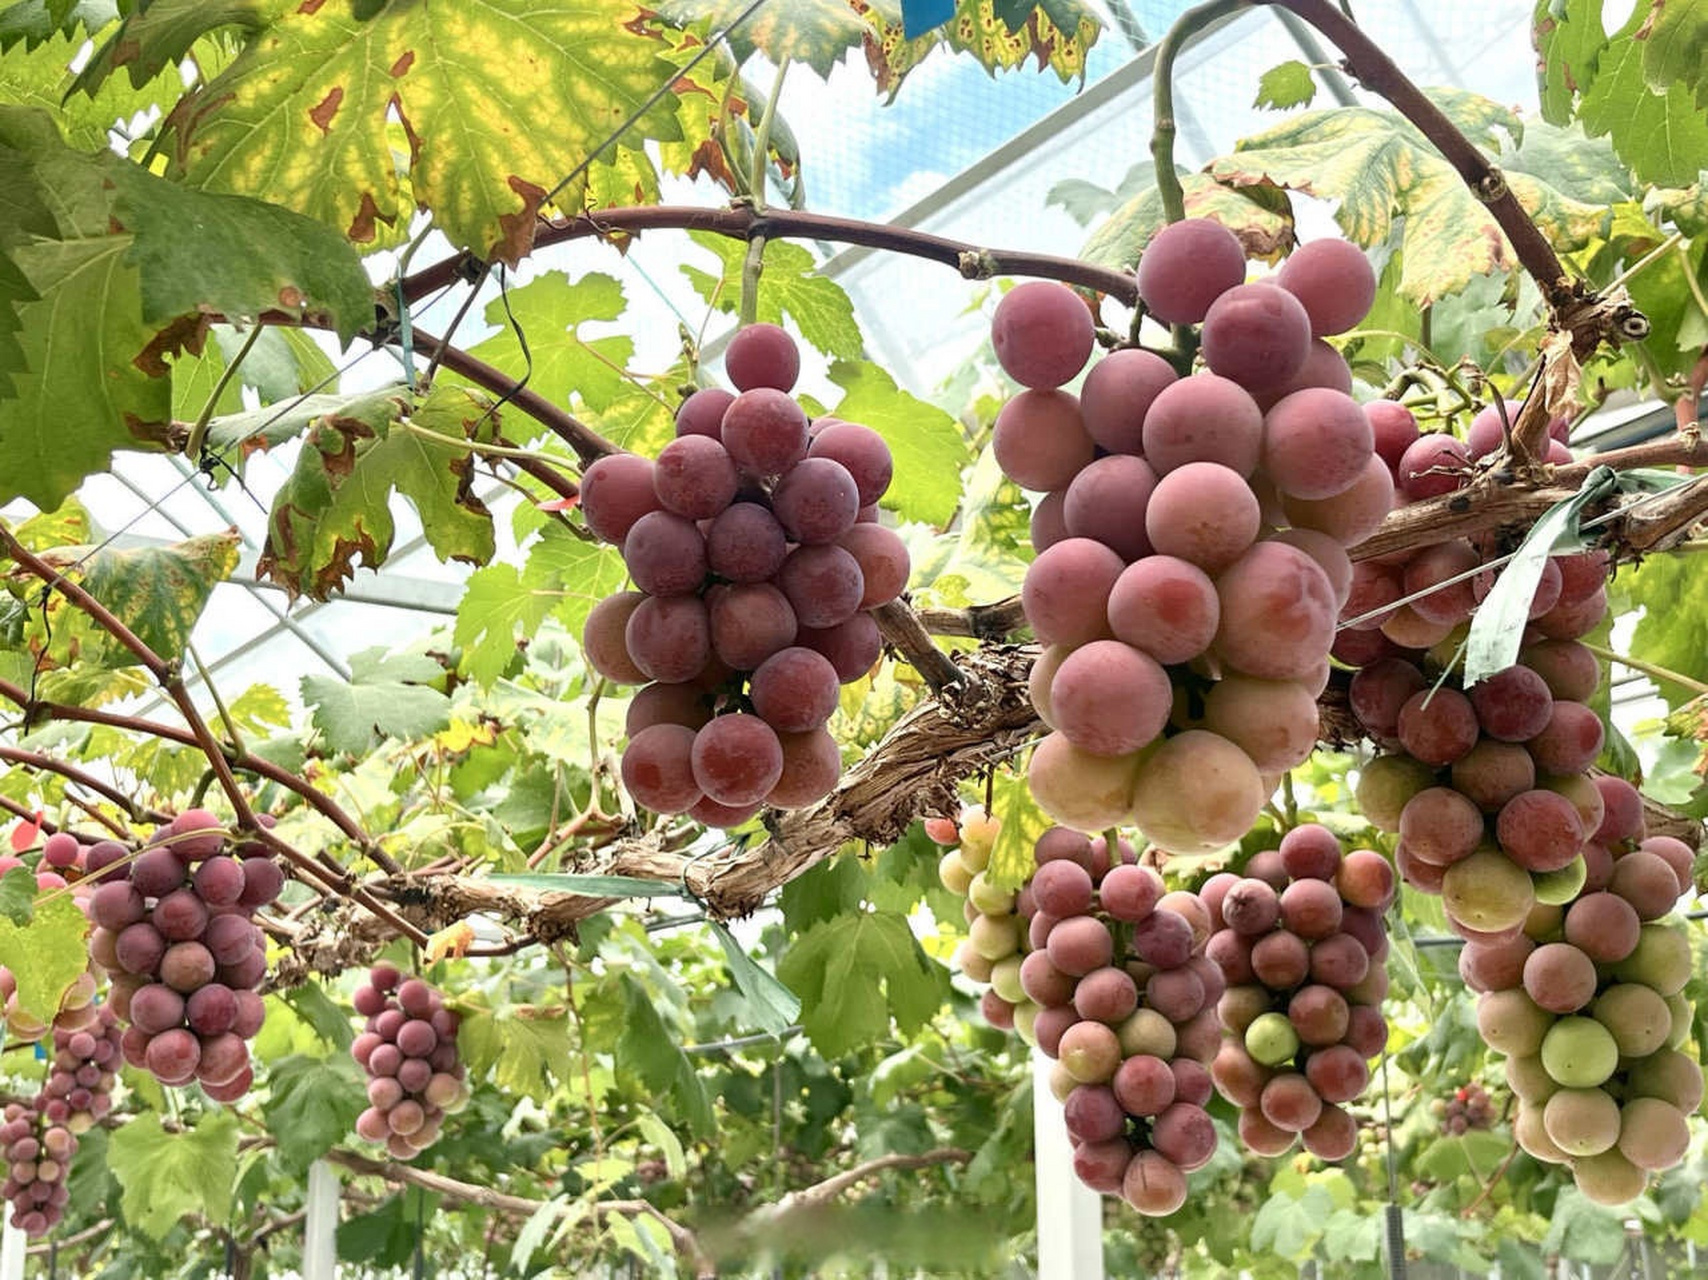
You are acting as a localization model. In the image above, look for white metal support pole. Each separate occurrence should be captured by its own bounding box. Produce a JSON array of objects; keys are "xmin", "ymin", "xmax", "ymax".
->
[
  {"xmin": 0, "ymin": 1217, "xmax": 25, "ymax": 1280},
  {"xmin": 303, "ymin": 1158, "xmax": 339, "ymax": 1280},
  {"xmin": 1032, "ymin": 1048, "xmax": 1104, "ymax": 1280}
]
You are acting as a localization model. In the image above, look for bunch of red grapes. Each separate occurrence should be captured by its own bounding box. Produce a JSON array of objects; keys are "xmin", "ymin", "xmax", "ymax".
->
[
  {"xmin": 580, "ymin": 323, "xmax": 907, "ymax": 827},
  {"xmin": 84, "ymin": 808, "xmax": 282, "ymax": 1099},
  {"xmin": 1330, "ymin": 450, "xmax": 1703, "ymax": 1203},
  {"xmin": 41, "ymin": 1004, "xmax": 124, "ymax": 1133},
  {"xmin": 351, "ymin": 966, "xmax": 468, "ymax": 1160},
  {"xmin": 989, "ymin": 223, "xmax": 1389, "ymax": 853},
  {"xmin": 941, "ymin": 820, "xmax": 1226, "ymax": 1216},
  {"xmin": 1201, "ymin": 826, "xmax": 1393, "ymax": 1160},
  {"xmin": 1438, "ymin": 1081, "xmax": 1495, "ymax": 1135},
  {"xmin": 0, "ymin": 1102, "xmax": 74, "ymax": 1236}
]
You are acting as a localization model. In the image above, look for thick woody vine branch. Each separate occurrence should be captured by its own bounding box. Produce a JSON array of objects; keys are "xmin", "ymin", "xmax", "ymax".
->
[{"xmin": 398, "ymin": 205, "xmax": 1140, "ymax": 312}]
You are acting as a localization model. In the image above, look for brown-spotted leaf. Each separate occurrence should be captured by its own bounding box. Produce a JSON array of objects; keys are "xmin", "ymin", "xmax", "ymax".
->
[
  {"xmin": 1209, "ymin": 94, "xmax": 1608, "ymax": 305},
  {"xmin": 4, "ymin": 529, "xmax": 240, "ymax": 670},
  {"xmin": 858, "ymin": 0, "xmax": 1100, "ymax": 98},
  {"xmin": 257, "ymin": 384, "xmax": 497, "ymax": 600},
  {"xmin": 161, "ymin": 0, "xmax": 684, "ymax": 263}
]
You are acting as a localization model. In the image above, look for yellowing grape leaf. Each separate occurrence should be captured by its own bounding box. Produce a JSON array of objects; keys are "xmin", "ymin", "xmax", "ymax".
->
[
  {"xmin": 2, "ymin": 530, "xmax": 240, "ymax": 673},
  {"xmin": 257, "ymin": 384, "xmax": 497, "ymax": 599},
  {"xmin": 1080, "ymin": 172, "xmax": 1295, "ymax": 271},
  {"xmin": 1211, "ymin": 93, "xmax": 1609, "ymax": 305},
  {"xmin": 656, "ymin": 0, "xmax": 870, "ymax": 78},
  {"xmin": 859, "ymin": 0, "xmax": 1101, "ymax": 98},
  {"xmin": 162, "ymin": 0, "xmax": 687, "ymax": 262}
]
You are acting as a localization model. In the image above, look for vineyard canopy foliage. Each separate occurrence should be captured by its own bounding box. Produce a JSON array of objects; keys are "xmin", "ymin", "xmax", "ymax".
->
[{"xmin": 0, "ymin": 0, "xmax": 1707, "ymax": 1276}]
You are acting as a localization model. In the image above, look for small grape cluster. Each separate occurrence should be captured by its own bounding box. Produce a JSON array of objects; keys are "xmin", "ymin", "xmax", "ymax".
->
[
  {"xmin": 581, "ymin": 323, "xmax": 906, "ymax": 827},
  {"xmin": 1202, "ymin": 827, "xmax": 1393, "ymax": 1160},
  {"xmin": 84, "ymin": 808, "xmax": 282, "ymax": 1099},
  {"xmin": 988, "ymin": 225, "xmax": 1386, "ymax": 854},
  {"xmin": 941, "ymin": 820, "xmax": 1225, "ymax": 1216},
  {"xmin": 1437, "ymin": 1082, "xmax": 1495, "ymax": 1135},
  {"xmin": 351, "ymin": 966, "xmax": 468, "ymax": 1161},
  {"xmin": 42, "ymin": 1004, "xmax": 123, "ymax": 1133},
  {"xmin": 0, "ymin": 1102, "xmax": 73, "ymax": 1236}
]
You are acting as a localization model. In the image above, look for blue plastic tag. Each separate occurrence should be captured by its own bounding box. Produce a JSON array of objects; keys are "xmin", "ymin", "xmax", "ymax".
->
[{"xmin": 903, "ymin": 0, "xmax": 957, "ymax": 38}]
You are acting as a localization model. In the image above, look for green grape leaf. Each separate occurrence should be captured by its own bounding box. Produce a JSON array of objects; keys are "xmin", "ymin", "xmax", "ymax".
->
[
  {"xmin": 278, "ymin": 979, "xmax": 357, "ymax": 1051},
  {"xmin": 985, "ymin": 769, "xmax": 1048, "ymax": 890},
  {"xmin": 1255, "ymin": 59, "xmax": 1316, "ymax": 110},
  {"xmin": 0, "ymin": 228, "xmax": 172, "ymax": 511},
  {"xmin": 654, "ymin": 0, "xmax": 869, "ymax": 79},
  {"xmin": 459, "ymin": 1004, "xmax": 573, "ymax": 1104},
  {"xmin": 108, "ymin": 165, "xmax": 372, "ymax": 342},
  {"xmin": 264, "ymin": 1054, "xmax": 367, "ymax": 1173},
  {"xmin": 0, "ymin": 23, "xmax": 182, "ymax": 154},
  {"xmin": 458, "ymin": 271, "xmax": 635, "ymax": 417},
  {"xmin": 162, "ymin": 0, "xmax": 685, "ymax": 262},
  {"xmin": 681, "ymin": 231, "xmax": 864, "ymax": 361},
  {"xmin": 1580, "ymin": 3, "xmax": 1708, "ymax": 185},
  {"xmin": 777, "ymin": 910, "xmax": 948, "ymax": 1057},
  {"xmin": 1212, "ymin": 93, "xmax": 1609, "ymax": 304},
  {"xmin": 0, "ymin": 865, "xmax": 34, "ymax": 925},
  {"xmin": 0, "ymin": 0, "xmax": 118, "ymax": 52},
  {"xmin": 172, "ymin": 325, "xmax": 337, "ymax": 422},
  {"xmin": 1638, "ymin": 0, "xmax": 1708, "ymax": 103},
  {"xmin": 301, "ymin": 645, "xmax": 451, "ymax": 753},
  {"xmin": 779, "ymin": 852, "xmax": 867, "ymax": 935},
  {"xmin": 615, "ymin": 976, "xmax": 714, "ymax": 1135},
  {"xmin": 455, "ymin": 523, "xmax": 626, "ymax": 687},
  {"xmin": 1080, "ymin": 172, "xmax": 1296, "ymax": 271},
  {"xmin": 1541, "ymin": 1186, "xmax": 1630, "ymax": 1263},
  {"xmin": 709, "ymin": 919, "xmax": 801, "ymax": 1035},
  {"xmin": 0, "ymin": 882, "xmax": 88, "ymax": 1021},
  {"xmin": 256, "ymin": 385, "xmax": 496, "ymax": 599},
  {"xmin": 1624, "ymin": 550, "xmax": 1708, "ymax": 709},
  {"xmin": 1533, "ymin": 0, "xmax": 1611, "ymax": 123},
  {"xmin": 825, "ymin": 360, "xmax": 969, "ymax": 527},
  {"xmin": 71, "ymin": 0, "xmax": 267, "ymax": 93},
  {"xmin": 106, "ymin": 1110, "xmax": 238, "ymax": 1240}
]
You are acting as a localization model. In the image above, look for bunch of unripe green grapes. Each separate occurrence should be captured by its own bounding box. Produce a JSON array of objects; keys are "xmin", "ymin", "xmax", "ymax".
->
[
  {"xmin": 0, "ymin": 1101, "xmax": 74, "ymax": 1236},
  {"xmin": 937, "ymin": 817, "xmax": 1225, "ymax": 1215},
  {"xmin": 1437, "ymin": 1081, "xmax": 1495, "ymax": 1135},
  {"xmin": 84, "ymin": 808, "xmax": 282, "ymax": 1099},
  {"xmin": 351, "ymin": 966, "xmax": 468, "ymax": 1160},
  {"xmin": 990, "ymin": 222, "xmax": 1388, "ymax": 854},
  {"xmin": 1202, "ymin": 826, "xmax": 1393, "ymax": 1160},
  {"xmin": 1453, "ymin": 775, "xmax": 1699, "ymax": 1205},
  {"xmin": 580, "ymin": 323, "xmax": 907, "ymax": 827}
]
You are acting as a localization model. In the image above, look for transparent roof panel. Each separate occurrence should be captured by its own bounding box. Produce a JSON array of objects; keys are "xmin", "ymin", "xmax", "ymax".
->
[{"xmin": 33, "ymin": 0, "xmax": 1564, "ymax": 716}]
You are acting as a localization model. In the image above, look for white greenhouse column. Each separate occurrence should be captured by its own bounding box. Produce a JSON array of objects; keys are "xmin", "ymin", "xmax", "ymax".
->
[
  {"xmin": 1033, "ymin": 1048, "xmax": 1104, "ymax": 1280},
  {"xmin": 0, "ymin": 1217, "xmax": 24, "ymax": 1280},
  {"xmin": 303, "ymin": 1158, "xmax": 339, "ymax": 1280}
]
